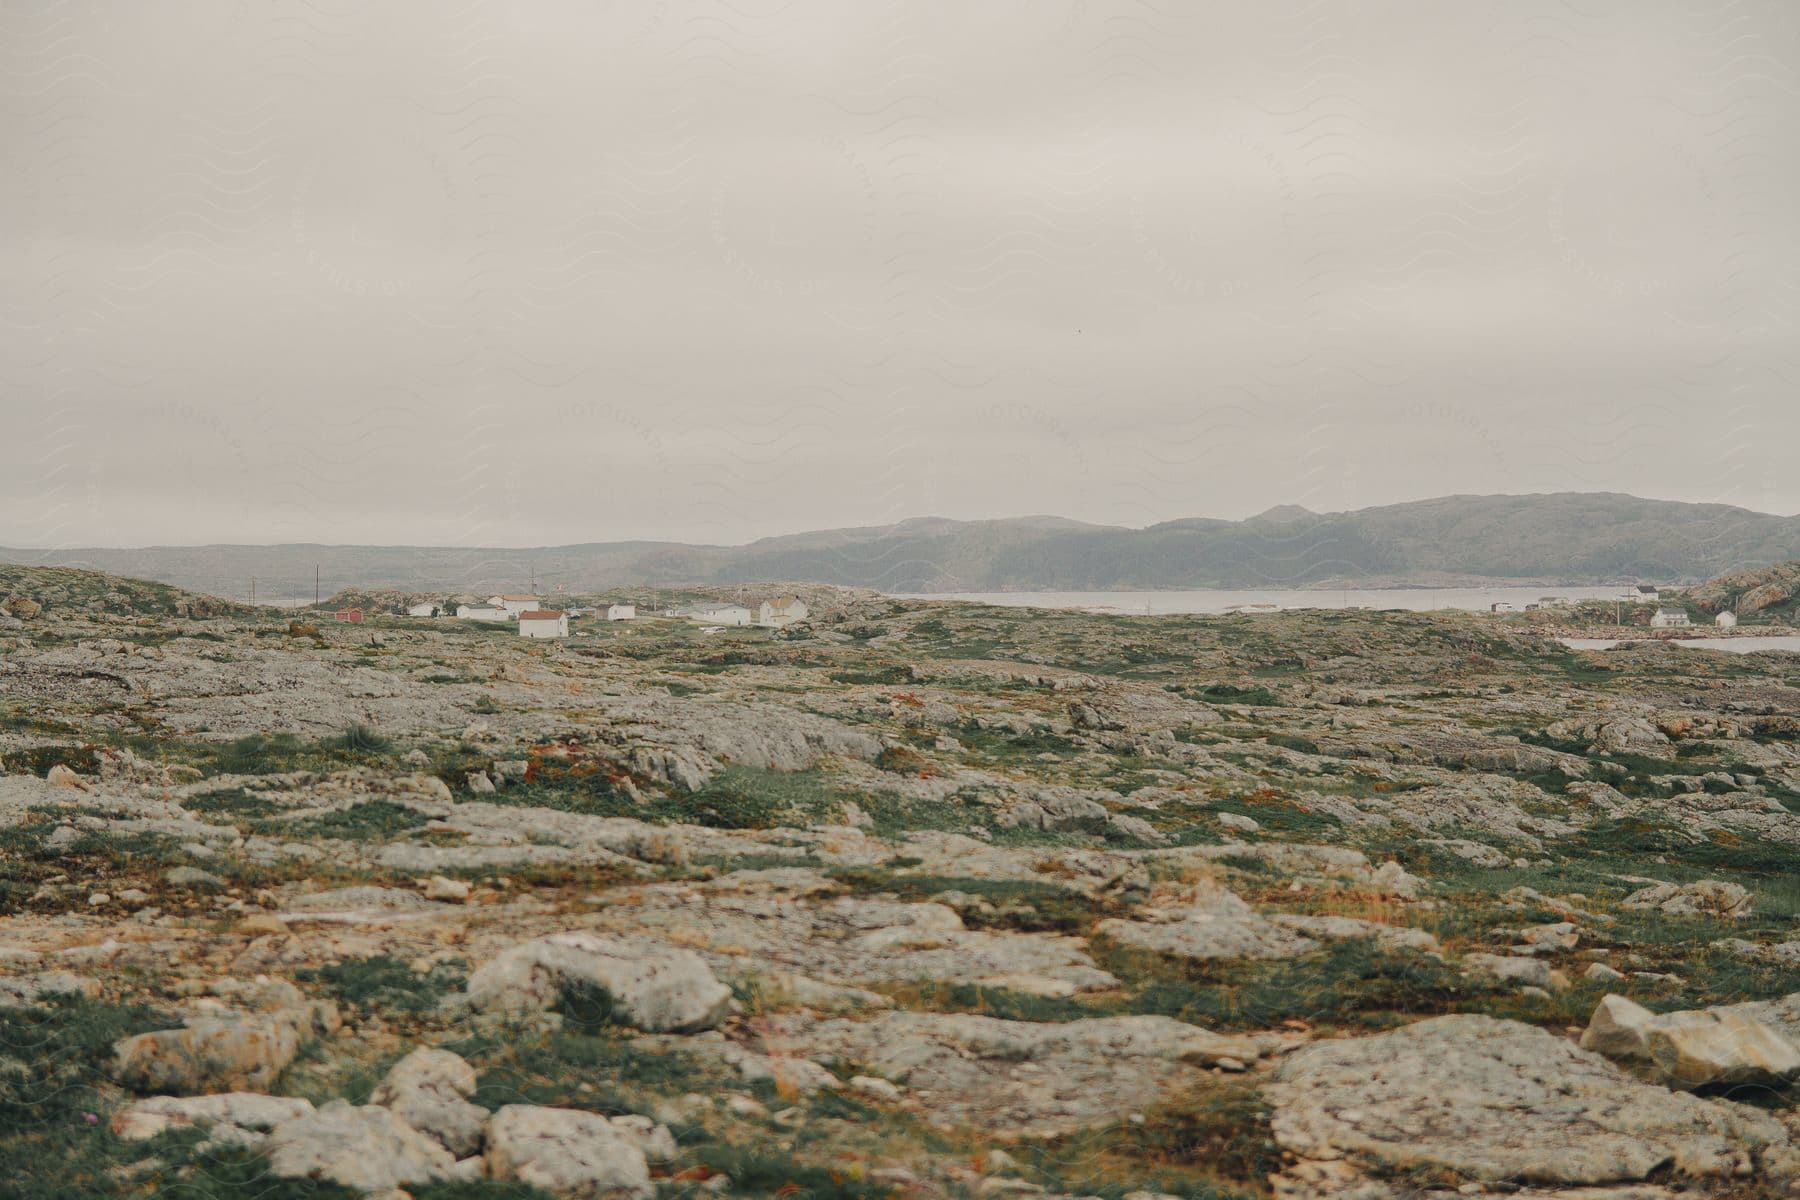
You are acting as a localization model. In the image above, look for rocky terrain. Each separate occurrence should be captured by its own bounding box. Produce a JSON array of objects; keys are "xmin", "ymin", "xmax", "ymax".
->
[{"xmin": 2, "ymin": 565, "xmax": 1800, "ymax": 1199}]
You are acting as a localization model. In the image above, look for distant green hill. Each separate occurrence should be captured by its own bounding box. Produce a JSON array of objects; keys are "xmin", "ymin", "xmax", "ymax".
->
[{"xmin": 5, "ymin": 493, "xmax": 1798, "ymax": 601}]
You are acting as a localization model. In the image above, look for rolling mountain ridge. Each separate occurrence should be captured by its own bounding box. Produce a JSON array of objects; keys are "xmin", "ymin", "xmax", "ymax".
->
[{"xmin": 5, "ymin": 492, "xmax": 1797, "ymax": 603}]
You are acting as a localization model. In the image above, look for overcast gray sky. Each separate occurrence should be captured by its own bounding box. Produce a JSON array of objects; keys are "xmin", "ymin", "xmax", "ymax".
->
[{"xmin": 4, "ymin": 1, "xmax": 1798, "ymax": 548}]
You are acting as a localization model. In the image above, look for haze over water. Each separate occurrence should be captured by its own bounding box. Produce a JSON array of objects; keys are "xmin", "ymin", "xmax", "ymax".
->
[{"xmin": 894, "ymin": 586, "xmax": 1631, "ymax": 615}]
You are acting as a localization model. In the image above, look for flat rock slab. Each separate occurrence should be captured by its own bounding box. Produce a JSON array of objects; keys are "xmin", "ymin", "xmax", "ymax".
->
[
  {"xmin": 111, "ymin": 1093, "xmax": 315, "ymax": 1142},
  {"xmin": 761, "ymin": 1011, "xmax": 1278, "ymax": 1136},
  {"xmin": 1268, "ymin": 914, "xmax": 1441, "ymax": 956},
  {"xmin": 589, "ymin": 887, "xmax": 1119, "ymax": 994},
  {"xmin": 1267, "ymin": 1014, "xmax": 1799, "ymax": 1188},
  {"xmin": 1096, "ymin": 888, "xmax": 1317, "ymax": 963}
]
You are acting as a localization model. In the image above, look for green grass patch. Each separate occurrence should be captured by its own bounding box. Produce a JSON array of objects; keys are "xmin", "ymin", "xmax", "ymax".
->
[
  {"xmin": 268, "ymin": 800, "xmax": 432, "ymax": 841},
  {"xmin": 1016, "ymin": 1079, "xmax": 1273, "ymax": 1200},
  {"xmin": 181, "ymin": 787, "xmax": 283, "ymax": 821},
  {"xmin": 1103, "ymin": 939, "xmax": 1479, "ymax": 1033},
  {"xmin": 456, "ymin": 1028, "xmax": 715, "ymax": 1123},
  {"xmin": 826, "ymin": 868, "xmax": 1101, "ymax": 933},
  {"xmin": 0, "ymin": 995, "xmax": 177, "ymax": 1199},
  {"xmin": 295, "ymin": 955, "xmax": 466, "ymax": 1017}
]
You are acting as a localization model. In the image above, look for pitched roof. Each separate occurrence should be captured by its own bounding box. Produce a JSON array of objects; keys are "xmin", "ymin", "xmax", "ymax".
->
[
  {"xmin": 498, "ymin": 594, "xmax": 540, "ymax": 601},
  {"xmin": 519, "ymin": 610, "xmax": 565, "ymax": 620}
]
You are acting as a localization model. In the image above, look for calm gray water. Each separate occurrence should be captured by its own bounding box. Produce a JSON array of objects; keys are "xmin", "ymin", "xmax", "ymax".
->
[
  {"xmin": 1560, "ymin": 637, "xmax": 1800, "ymax": 655},
  {"xmin": 894, "ymin": 586, "xmax": 1629, "ymax": 615}
]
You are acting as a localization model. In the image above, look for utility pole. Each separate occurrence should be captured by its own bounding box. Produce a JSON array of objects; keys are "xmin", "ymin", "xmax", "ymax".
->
[
  {"xmin": 250, "ymin": 576, "xmax": 256, "ymax": 605},
  {"xmin": 315, "ymin": 565, "xmax": 320, "ymax": 607}
]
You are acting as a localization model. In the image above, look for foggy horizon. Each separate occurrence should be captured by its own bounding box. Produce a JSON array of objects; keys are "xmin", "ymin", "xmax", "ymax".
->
[{"xmin": 6, "ymin": 3, "xmax": 1799, "ymax": 548}]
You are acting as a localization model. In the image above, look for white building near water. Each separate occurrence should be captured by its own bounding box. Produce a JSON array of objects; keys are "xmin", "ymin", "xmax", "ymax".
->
[
  {"xmin": 489, "ymin": 594, "xmax": 541, "ymax": 618},
  {"xmin": 518, "ymin": 610, "xmax": 569, "ymax": 638},
  {"xmin": 456, "ymin": 604, "xmax": 510, "ymax": 622},
  {"xmin": 1651, "ymin": 608, "xmax": 1691, "ymax": 628},
  {"xmin": 406, "ymin": 602, "xmax": 443, "ymax": 618},
  {"xmin": 755, "ymin": 596, "xmax": 808, "ymax": 627},
  {"xmin": 1634, "ymin": 585, "xmax": 1661, "ymax": 605},
  {"xmin": 1716, "ymin": 611, "xmax": 1739, "ymax": 628},
  {"xmin": 606, "ymin": 604, "xmax": 636, "ymax": 621}
]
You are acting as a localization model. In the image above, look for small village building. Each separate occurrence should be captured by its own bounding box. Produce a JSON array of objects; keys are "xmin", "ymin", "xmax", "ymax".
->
[
  {"xmin": 1650, "ymin": 608, "xmax": 1691, "ymax": 628},
  {"xmin": 1716, "ymin": 611, "xmax": 1738, "ymax": 628},
  {"xmin": 456, "ymin": 604, "xmax": 510, "ymax": 622},
  {"xmin": 1490, "ymin": 602, "xmax": 1516, "ymax": 614},
  {"xmin": 406, "ymin": 602, "xmax": 442, "ymax": 618},
  {"xmin": 518, "ymin": 610, "xmax": 569, "ymax": 638},
  {"xmin": 689, "ymin": 604, "xmax": 752, "ymax": 627},
  {"xmin": 334, "ymin": 608, "xmax": 363, "ymax": 623},
  {"xmin": 1634, "ymin": 585, "xmax": 1660, "ymax": 604},
  {"xmin": 755, "ymin": 596, "xmax": 809, "ymax": 627},
  {"xmin": 489, "ymin": 594, "xmax": 541, "ymax": 618},
  {"xmin": 606, "ymin": 604, "xmax": 636, "ymax": 621}
]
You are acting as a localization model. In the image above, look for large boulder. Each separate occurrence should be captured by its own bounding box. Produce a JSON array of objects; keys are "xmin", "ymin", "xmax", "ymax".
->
[
  {"xmin": 108, "ymin": 996, "xmax": 339, "ymax": 1096},
  {"xmin": 465, "ymin": 933, "xmax": 734, "ymax": 1032},
  {"xmin": 1267, "ymin": 1014, "xmax": 1798, "ymax": 1188},
  {"xmin": 1622, "ymin": 880, "xmax": 1753, "ymax": 920},
  {"xmin": 1582, "ymin": 993, "xmax": 1800, "ymax": 1090},
  {"xmin": 110, "ymin": 1019, "xmax": 301, "ymax": 1096},
  {"xmin": 1594, "ymin": 717, "xmax": 1673, "ymax": 755},
  {"xmin": 1461, "ymin": 952, "xmax": 1555, "ymax": 989},
  {"xmin": 995, "ymin": 789, "xmax": 1109, "ymax": 835},
  {"xmin": 371, "ymin": 1046, "xmax": 489, "ymax": 1157},
  {"xmin": 265, "ymin": 1100, "xmax": 457, "ymax": 1192},
  {"xmin": 484, "ymin": 1105, "xmax": 654, "ymax": 1200}
]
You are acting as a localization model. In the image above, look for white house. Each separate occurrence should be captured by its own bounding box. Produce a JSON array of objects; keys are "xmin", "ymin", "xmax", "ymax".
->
[
  {"xmin": 1650, "ymin": 608, "xmax": 1691, "ymax": 628},
  {"xmin": 606, "ymin": 604, "xmax": 636, "ymax": 622},
  {"xmin": 1716, "ymin": 611, "xmax": 1738, "ymax": 628},
  {"xmin": 456, "ymin": 604, "xmax": 510, "ymax": 622},
  {"xmin": 518, "ymin": 609, "xmax": 569, "ymax": 638},
  {"xmin": 490, "ymin": 594, "xmax": 541, "ymax": 618},
  {"xmin": 406, "ymin": 602, "xmax": 443, "ymax": 618},
  {"xmin": 1490, "ymin": 602, "xmax": 1516, "ymax": 614},
  {"xmin": 1634, "ymin": 585, "xmax": 1661, "ymax": 605},
  {"xmin": 689, "ymin": 604, "xmax": 752, "ymax": 627},
  {"xmin": 755, "ymin": 596, "xmax": 809, "ymax": 627}
]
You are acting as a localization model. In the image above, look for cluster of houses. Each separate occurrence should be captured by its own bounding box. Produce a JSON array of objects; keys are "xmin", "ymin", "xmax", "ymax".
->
[
  {"xmin": 1486, "ymin": 584, "xmax": 1736, "ymax": 629},
  {"xmin": 678, "ymin": 595, "xmax": 809, "ymax": 630},
  {"xmin": 388, "ymin": 591, "xmax": 808, "ymax": 639}
]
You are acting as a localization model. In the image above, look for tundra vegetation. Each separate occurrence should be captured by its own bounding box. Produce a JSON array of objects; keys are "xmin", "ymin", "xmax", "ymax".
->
[{"xmin": 1, "ymin": 563, "xmax": 1799, "ymax": 1199}]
